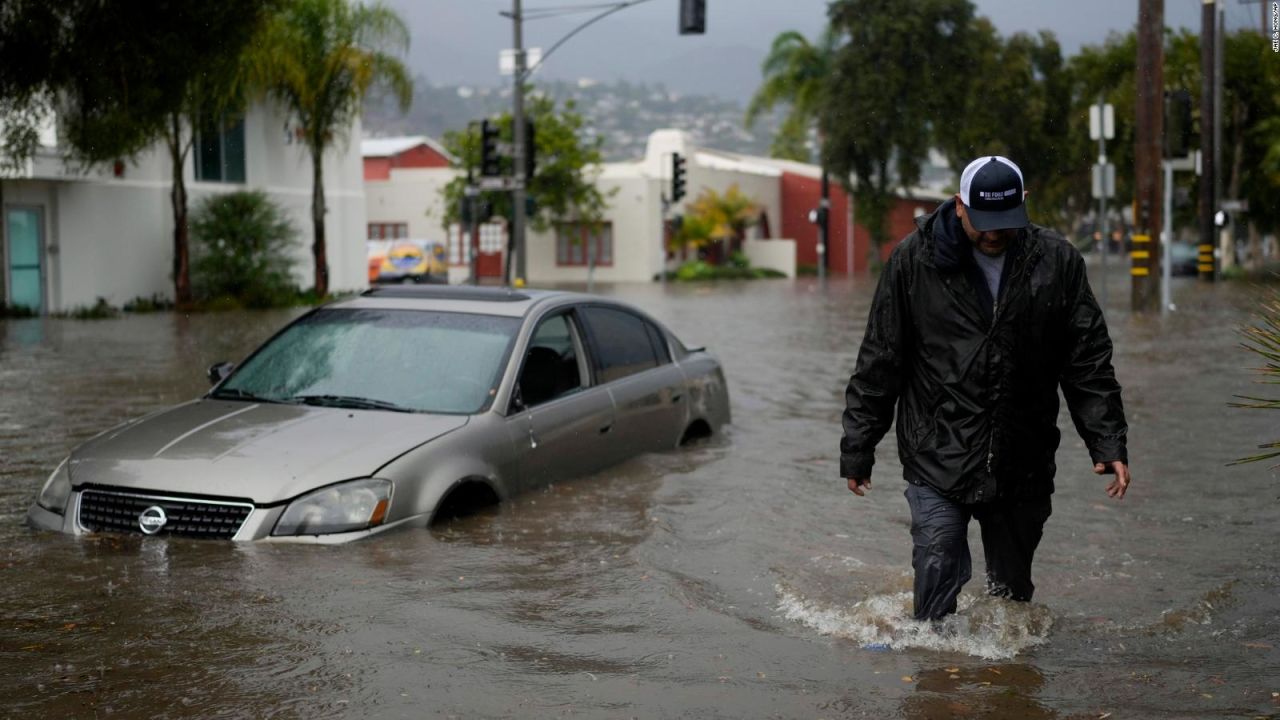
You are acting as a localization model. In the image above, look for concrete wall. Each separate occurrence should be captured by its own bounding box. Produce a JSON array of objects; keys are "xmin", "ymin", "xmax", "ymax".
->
[
  {"xmin": 364, "ymin": 166, "xmax": 459, "ymax": 245},
  {"xmin": 744, "ymin": 238, "xmax": 796, "ymax": 278},
  {"xmin": 526, "ymin": 171, "xmax": 664, "ymax": 284},
  {"xmin": 1, "ymin": 101, "xmax": 367, "ymax": 312}
]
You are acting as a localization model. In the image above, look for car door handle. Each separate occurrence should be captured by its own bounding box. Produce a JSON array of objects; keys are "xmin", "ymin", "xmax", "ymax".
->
[{"xmin": 599, "ymin": 423, "xmax": 613, "ymax": 435}]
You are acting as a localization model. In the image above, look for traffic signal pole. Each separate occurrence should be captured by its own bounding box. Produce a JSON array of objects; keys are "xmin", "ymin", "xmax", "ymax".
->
[
  {"xmin": 510, "ymin": 0, "xmax": 527, "ymax": 286},
  {"xmin": 1133, "ymin": 0, "xmax": 1164, "ymax": 312},
  {"xmin": 1198, "ymin": 0, "xmax": 1216, "ymax": 281},
  {"xmin": 500, "ymin": 0, "xmax": 703, "ymax": 287}
]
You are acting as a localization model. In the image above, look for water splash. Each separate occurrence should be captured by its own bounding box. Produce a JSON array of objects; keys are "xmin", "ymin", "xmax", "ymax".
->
[{"xmin": 776, "ymin": 585, "xmax": 1054, "ymax": 660}]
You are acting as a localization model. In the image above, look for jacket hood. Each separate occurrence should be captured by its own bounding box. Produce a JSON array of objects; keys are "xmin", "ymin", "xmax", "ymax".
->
[
  {"xmin": 923, "ymin": 197, "xmax": 970, "ymax": 273},
  {"xmin": 67, "ymin": 400, "xmax": 468, "ymax": 504}
]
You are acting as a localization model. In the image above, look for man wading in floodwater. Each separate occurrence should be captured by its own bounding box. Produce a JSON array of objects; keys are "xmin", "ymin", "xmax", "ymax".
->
[{"xmin": 840, "ymin": 156, "xmax": 1131, "ymax": 622}]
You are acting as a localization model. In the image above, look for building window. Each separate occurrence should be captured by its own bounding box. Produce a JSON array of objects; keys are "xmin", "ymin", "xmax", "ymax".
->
[
  {"xmin": 195, "ymin": 117, "xmax": 246, "ymax": 183},
  {"xmin": 368, "ymin": 223, "xmax": 408, "ymax": 240},
  {"xmin": 556, "ymin": 223, "xmax": 613, "ymax": 267}
]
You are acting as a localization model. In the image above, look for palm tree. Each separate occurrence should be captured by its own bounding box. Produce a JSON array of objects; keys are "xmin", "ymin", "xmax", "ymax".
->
[
  {"xmin": 1231, "ymin": 290, "xmax": 1280, "ymax": 465},
  {"xmin": 255, "ymin": 0, "xmax": 412, "ymax": 297},
  {"xmin": 745, "ymin": 27, "xmax": 841, "ymax": 275},
  {"xmin": 745, "ymin": 28, "xmax": 840, "ymax": 163},
  {"xmin": 687, "ymin": 184, "xmax": 761, "ymax": 261}
]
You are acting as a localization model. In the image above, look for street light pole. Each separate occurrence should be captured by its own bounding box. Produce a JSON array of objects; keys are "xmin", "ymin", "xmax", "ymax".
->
[{"xmin": 510, "ymin": 0, "xmax": 527, "ymax": 286}]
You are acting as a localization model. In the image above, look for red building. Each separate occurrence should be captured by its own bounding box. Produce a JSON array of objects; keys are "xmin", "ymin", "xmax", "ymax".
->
[
  {"xmin": 770, "ymin": 160, "xmax": 948, "ymax": 275},
  {"xmin": 361, "ymin": 136, "xmax": 453, "ymax": 181}
]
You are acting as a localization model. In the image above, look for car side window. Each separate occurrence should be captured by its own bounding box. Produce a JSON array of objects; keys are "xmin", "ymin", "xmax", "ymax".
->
[
  {"xmin": 644, "ymin": 321, "xmax": 671, "ymax": 364},
  {"xmin": 580, "ymin": 306, "xmax": 660, "ymax": 383},
  {"xmin": 517, "ymin": 313, "xmax": 585, "ymax": 408}
]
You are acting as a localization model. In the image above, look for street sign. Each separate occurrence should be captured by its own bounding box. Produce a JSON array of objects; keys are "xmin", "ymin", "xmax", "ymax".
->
[
  {"xmin": 1090, "ymin": 103, "xmax": 1115, "ymax": 141},
  {"xmin": 500, "ymin": 48, "xmax": 542, "ymax": 75},
  {"xmin": 478, "ymin": 176, "xmax": 521, "ymax": 191},
  {"xmin": 1092, "ymin": 162, "xmax": 1115, "ymax": 199},
  {"xmin": 1221, "ymin": 199, "xmax": 1248, "ymax": 212}
]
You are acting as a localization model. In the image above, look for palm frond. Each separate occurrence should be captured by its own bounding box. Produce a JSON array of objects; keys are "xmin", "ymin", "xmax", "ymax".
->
[{"xmin": 1232, "ymin": 288, "xmax": 1280, "ymax": 464}]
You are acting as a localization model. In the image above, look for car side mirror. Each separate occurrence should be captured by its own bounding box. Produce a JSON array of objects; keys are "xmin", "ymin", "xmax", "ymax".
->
[{"xmin": 207, "ymin": 361, "xmax": 235, "ymax": 386}]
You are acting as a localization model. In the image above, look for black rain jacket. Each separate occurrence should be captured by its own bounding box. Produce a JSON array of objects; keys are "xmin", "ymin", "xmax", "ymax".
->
[{"xmin": 840, "ymin": 199, "xmax": 1128, "ymax": 503}]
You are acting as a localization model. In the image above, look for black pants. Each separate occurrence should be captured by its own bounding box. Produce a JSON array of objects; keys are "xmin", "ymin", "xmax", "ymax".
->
[{"xmin": 904, "ymin": 482, "xmax": 1053, "ymax": 621}]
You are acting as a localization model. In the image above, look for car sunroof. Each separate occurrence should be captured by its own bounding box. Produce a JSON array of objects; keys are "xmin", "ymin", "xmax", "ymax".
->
[{"xmin": 361, "ymin": 286, "xmax": 532, "ymax": 302}]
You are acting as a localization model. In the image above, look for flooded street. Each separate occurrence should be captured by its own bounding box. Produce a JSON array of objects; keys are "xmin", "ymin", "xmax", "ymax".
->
[{"xmin": 3, "ymin": 269, "xmax": 1279, "ymax": 719}]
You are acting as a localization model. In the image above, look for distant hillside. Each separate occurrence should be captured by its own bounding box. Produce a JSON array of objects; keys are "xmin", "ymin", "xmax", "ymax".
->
[{"xmin": 362, "ymin": 77, "xmax": 795, "ymax": 163}]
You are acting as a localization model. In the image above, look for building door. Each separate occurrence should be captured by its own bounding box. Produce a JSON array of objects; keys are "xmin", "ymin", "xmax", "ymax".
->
[
  {"xmin": 475, "ymin": 223, "xmax": 506, "ymax": 279},
  {"xmin": 6, "ymin": 207, "xmax": 44, "ymax": 314}
]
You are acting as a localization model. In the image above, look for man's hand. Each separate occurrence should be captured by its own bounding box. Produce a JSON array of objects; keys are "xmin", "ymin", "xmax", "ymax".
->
[
  {"xmin": 1095, "ymin": 460, "xmax": 1131, "ymax": 499},
  {"xmin": 846, "ymin": 477, "xmax": 871, "ymax": 497}
]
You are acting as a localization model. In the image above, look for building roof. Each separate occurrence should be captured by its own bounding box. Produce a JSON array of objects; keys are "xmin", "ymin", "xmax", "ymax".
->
[
  {"xmin": 739, "ymin": 153, "xmax": 950, "ymax": 202},
  {"xmin": 360, "ymin": 135, "xmax": 455, "ymax": 162}
]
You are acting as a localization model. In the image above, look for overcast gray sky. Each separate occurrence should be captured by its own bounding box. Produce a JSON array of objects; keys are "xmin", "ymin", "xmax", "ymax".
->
[{"xmin": 385, "ymin": 0, "xmax": 1263, "ymax": 99}]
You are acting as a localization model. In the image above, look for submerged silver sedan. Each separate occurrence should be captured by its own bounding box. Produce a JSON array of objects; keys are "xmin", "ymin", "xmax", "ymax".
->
[{"xmin": 27, "ymin": 286, "xmax": 730, "ymax": 543}]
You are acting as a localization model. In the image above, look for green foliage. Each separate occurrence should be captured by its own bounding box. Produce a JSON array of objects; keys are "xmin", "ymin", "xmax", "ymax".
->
[
  {"xmin": 820, "ymin": 0, "xmax": 977, "ymax": 259},
  {"xmin": 671, "ymin": 213, "xmax": 717, "ymax": 252},
  {"xmin": 254, "ymin": 0, "xmax": 413, "ymax": 295},
  {"xmin": 56, "ymin": 298, "xmax": 119, "ymax": 320},
  {"xmin": 935, "ymin": 22, "xmax": 1076, "ymax": 230},
  {"xmin": 673, "ymin": 185, "xmax": 763, "ymax": 261},
  {"xmin": 745, "ymin": 28, "xmax": 841, "ymax": 162},
  {"xmin": 1062, "ymin": 29, "xmax": 1279, "ymax": 236},
  {"xmin": 439, "ymin": 93, "xmax": 612, "ymax": 233},
  {"xmin": 0, "ymin": 0, "xmax": 279, "ymax": 168},
  {"xmin": 190, "ymin": 191, "xmax": 300, "ymax": 309},
  {"xmin": 1230, "ymin": 290, "xmax": 1280, "ymax": 465},
  {"xmin": 671, "ymin": 260, "xmax": 785, "ymax": 281},
  {"xmin": 123, "ymin": 294, "xmax": 175, "ymax": 313},
  {"xmin": 0, "ymin": 304, "xmax": 38, "ymax": 318}
]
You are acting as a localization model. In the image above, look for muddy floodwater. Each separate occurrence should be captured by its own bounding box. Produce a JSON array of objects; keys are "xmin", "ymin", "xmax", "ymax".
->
[{"xmin": 3, "ymin": 268, "xmax": 1279, "ymax": 718}]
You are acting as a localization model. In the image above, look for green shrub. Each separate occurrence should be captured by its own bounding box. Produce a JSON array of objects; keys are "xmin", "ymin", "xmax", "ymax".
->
[
  {"xmin": 1, "ymin": 304, "xmax": 37, "ymax": 318},
  {"xmin": 123, "ymin": 293, "xmax": 174, "ymax": 313},
  {"xmin": 191, "ymin": 190, "xmax": 300, "ymax": 309},
  {"xmin": 56, "ymin": 297, "xmax": 119, "ymax": 319},
  {"xmin": 672, "ymin": 260, "xmax": 786, "ymax": 282}
]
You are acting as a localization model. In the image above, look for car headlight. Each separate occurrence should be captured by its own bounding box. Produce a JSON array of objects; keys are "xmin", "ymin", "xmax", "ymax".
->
[
  {"xmin": 273, "ymin": 478, "xmax": 392, "ymax": 536},
  {"xmin": 37, "ymin": 458, "xmax": 72, "ymax": 514}
]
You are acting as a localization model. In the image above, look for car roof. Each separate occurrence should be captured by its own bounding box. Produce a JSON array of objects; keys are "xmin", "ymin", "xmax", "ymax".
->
[{"xmin": 328, "ymin": 285, "xmax": 593, "ymax": 318}]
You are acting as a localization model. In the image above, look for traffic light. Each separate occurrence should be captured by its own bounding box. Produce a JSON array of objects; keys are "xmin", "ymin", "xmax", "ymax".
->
[
  {"xmin": 1164, "ymin": 89, "xmax": 1192, "ymax": 159},
  {"xmin": 671, "ymin": 152, "xmax": 686, "ymax": 202},
  {"xmin": 480, "ymin": 119, "xmax": 501, "ymax": 177},
  {"xmin": 679, "ymin": 0, "xmax": 705, "ymax": 35},
  {"xmin": 525, "ymin": 119, "xmax": 536, "ymax": 181}
]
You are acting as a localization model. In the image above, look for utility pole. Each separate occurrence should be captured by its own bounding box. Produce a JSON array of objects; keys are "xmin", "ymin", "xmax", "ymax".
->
[
  {"xmin": 510, "ymin": 0, "xmax": 527, "ymax": 286},
  {"xmin": 1133, "ymin": 0, "xmax": 1164, "ymax": 312},
  {"xmin": 1214, "ymin": 3, "xmax": 1228, "ymax": 270},
  {"xmin": 818, "ymin": 170, "xmax": 829, "ymax": 283},
  {"xmin": 1198, "ymin": 0, "xmax": 1217, "ymax": 282}
]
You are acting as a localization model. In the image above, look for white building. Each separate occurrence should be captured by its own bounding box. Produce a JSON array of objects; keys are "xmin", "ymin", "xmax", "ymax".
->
[
  {"xmin": 363, "ymin": 129, "xmax": 797, "ymax": 285},
  {"xmin": 1, "ymin": 102, "xmax": 367, "ymax": 313}
]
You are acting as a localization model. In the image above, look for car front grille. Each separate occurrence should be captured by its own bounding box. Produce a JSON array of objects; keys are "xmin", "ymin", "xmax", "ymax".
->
[{"xmin": 77, "ymin": 489, "xmax": 253, "ymax": 539}]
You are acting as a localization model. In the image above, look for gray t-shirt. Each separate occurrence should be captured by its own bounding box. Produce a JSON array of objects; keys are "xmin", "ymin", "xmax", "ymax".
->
[{"xmin": 971, "ymin": 247, "xmax": 1006, "ymax": 300}]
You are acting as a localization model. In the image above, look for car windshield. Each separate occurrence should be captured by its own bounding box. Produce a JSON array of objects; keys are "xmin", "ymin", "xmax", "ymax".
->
[{"xmin": 213, "ymin": 308, "xmax": 520, "ymax": 414}]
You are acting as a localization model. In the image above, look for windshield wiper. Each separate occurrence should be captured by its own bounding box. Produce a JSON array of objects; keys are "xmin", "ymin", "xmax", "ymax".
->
[
  {"xmin": 209, "ymin": 388, "xmax": 282, "ymax": 403},
  {"xmin": 285, "ymin": 394, "xmax": 416, "ymax": 413}
]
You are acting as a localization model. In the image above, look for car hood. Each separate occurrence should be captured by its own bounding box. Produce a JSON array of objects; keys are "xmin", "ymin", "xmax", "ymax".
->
[{"xmin": 68, "ymin": 399, "xmax": 468, "ymax": 504}]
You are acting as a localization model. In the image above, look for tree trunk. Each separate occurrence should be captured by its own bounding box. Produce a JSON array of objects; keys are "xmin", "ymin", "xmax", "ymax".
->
[
  {"xmin": 310, "ymin": 145, "xmax": 329, "ymax": 297},
  {"xmin": 168, "ymin": 114, "xmax": 192, "ymax": 306}
]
